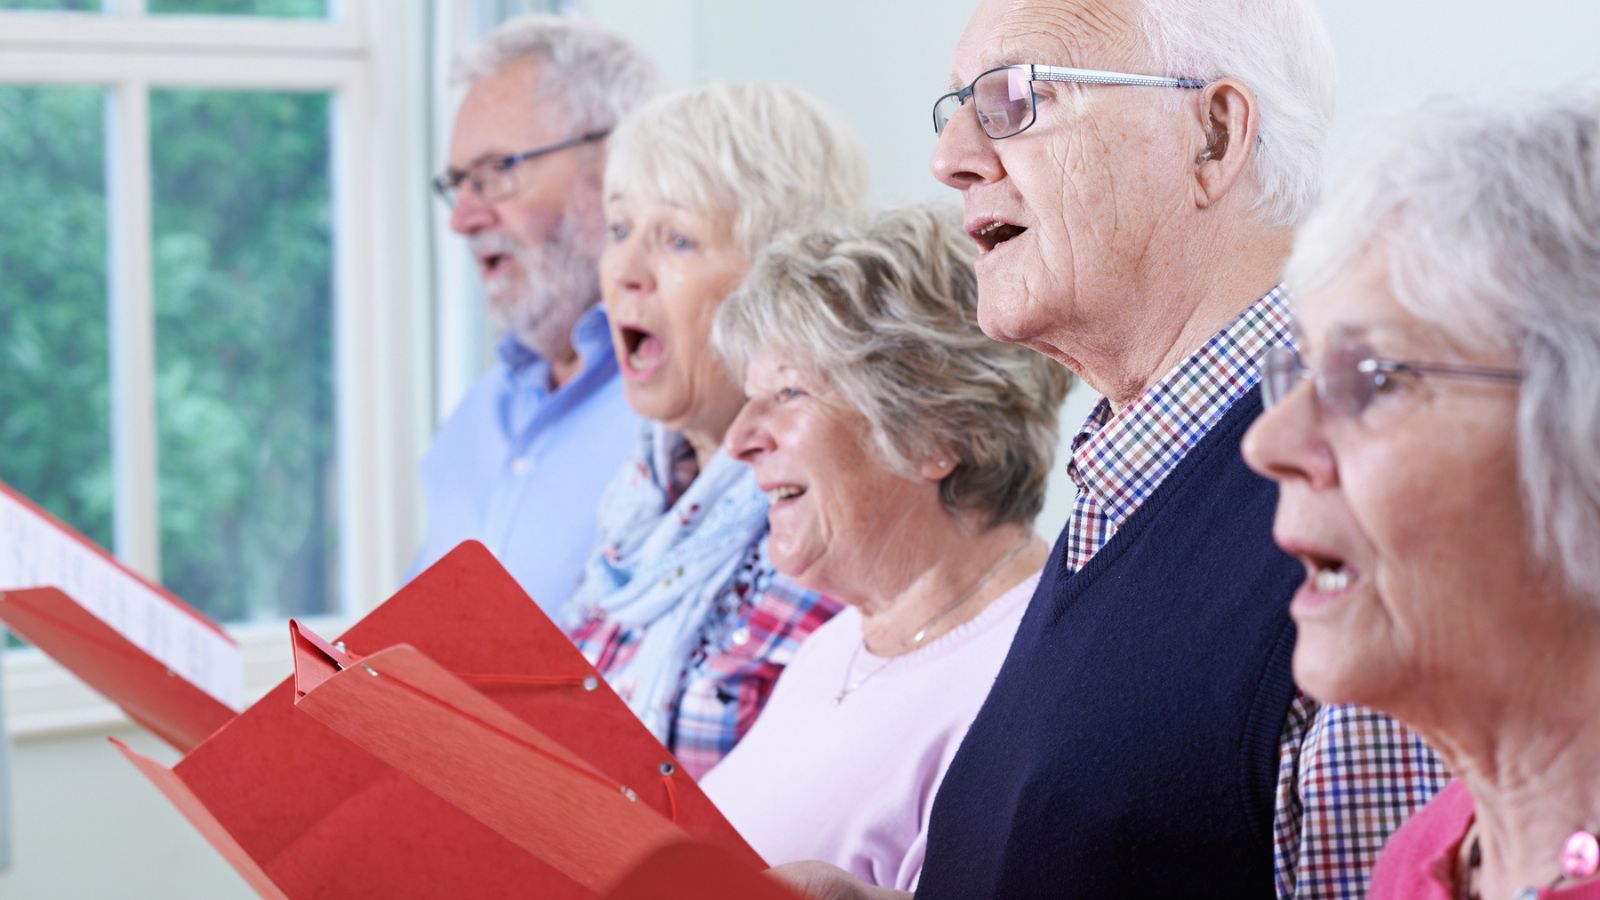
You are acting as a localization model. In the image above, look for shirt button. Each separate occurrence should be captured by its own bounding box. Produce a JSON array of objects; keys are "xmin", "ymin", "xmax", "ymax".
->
[
  {"xmin": 511, "ymin": 457, "xmax": 530, "ymax": 476},
  {"xmin": 730, "ymin": 627, "xmax": 751, "ymax": 647}
]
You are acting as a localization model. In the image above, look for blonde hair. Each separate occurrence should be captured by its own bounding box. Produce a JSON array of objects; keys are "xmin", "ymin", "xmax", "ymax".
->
[
  {"xmin": 715, "ymin": 205, "xmax": 1073, "ymax": 527},
  {"xmin": 604, "ymin": 82, "xmax": 870, "ymax": 259}
]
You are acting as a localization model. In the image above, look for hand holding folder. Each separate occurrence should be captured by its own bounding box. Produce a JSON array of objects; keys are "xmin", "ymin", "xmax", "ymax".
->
[{"xmin": 118, "ymin": 541, "xmax": 760, "ymax": 897}]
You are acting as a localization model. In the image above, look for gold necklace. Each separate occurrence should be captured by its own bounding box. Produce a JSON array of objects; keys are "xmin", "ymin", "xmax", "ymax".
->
[{"xmin": 833, "ymin": 536, "xmax": 1032, "ymax": 705}]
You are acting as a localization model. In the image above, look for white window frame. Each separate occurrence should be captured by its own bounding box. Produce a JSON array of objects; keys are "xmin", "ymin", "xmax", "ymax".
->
[{"xmin": 1, "ymin": 0, "xmax": 433, "ymax": 738}]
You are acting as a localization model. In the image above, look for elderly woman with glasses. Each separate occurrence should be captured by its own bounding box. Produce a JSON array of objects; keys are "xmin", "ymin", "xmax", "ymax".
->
[
  {"xmin": 561, "ymin": 83, "xmax": 867, "ymax": 777},
  {"xmin": 1243, "ymin": 94, "xmax": 1600, "ymax": 900},
  {"xmin": 697, "ymin": 205, "xmax": 1071, "ymax": 890}
]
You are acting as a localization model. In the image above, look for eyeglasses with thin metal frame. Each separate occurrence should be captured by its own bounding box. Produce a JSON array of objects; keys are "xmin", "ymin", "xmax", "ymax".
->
[
  {"xmin": 933, "ymin": 64, "xmax": 1206, "ymax": 140},
  {"xmin": 431, "ymin": 128, "xmax": 611, "ymax": 206},
  {"xmin": 1261, "ymin": 338, "xmax": 1523, "ymax": 419}
]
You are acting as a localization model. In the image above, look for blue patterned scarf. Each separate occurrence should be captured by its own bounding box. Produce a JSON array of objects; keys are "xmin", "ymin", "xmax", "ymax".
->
[{"xmin": 565, "ymin": 422, "xmax": 771, "ymax": 740}]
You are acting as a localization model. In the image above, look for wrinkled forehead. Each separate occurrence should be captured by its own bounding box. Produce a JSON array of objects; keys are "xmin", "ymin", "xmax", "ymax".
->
[{"xmin": 949, "ymin": 0, "xmax": 1146, "ymax": 87}]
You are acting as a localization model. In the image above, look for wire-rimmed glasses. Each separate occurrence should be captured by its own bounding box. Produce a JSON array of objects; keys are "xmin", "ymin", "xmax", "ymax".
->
[
  {"xmin": 432, "ymin": 128, "xmax": 611, "ymax": 206},
  {"xmin": 932, "ymin": 64, "xmax": 1206, "ymax": 140},
  {"xmin": 1261, "ymin": 335, "xmax": 1523, "ymax": 419}
]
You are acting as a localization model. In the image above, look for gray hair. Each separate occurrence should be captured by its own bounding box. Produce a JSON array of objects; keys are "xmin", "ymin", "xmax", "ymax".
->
[
  {"xmin": 1138, "ymin": 0, "xmax": 1337, "ymax": 227},
  {"xmin": 1287, "ymin": 92, "xmax": 1600, "ymax": 602},
  {"xmin": 714, "ymin": 205, "xmax": 1073, "ymax": 528},
  {"xmin": 454, "ymin": 14, "xmax": 665, "ymax": 136},
  {"xmin": 603, "ymin": 82, "xmax": 870, "ymax": 260}
]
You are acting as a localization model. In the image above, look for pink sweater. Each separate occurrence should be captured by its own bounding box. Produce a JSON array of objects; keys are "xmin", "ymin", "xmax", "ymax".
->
[
  {"xmin": 698, "ymin": 572, "xmax": 1040, "ymax": 891},
  {"xmin": 1370, "ymin": 780, "xmax": 1600, "ymax": 899}
]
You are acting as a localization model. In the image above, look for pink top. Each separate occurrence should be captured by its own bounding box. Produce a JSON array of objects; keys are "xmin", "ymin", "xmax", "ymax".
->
[
  {"xmin": 1370, "ymin": 780, "xmax": 1600, "ymax": 899},
  {"xmin": 698, "ymin": 571, "xmax": 1040, "ymax": 891}
]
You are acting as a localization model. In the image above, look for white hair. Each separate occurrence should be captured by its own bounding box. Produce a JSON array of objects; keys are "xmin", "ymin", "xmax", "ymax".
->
[
  {"xmin": 714, "ymin": 205, "xmax": 1073, "ymax": 527},
  {"xmin": 454, "ymin": 14, "xmax": 665, "ymax": 135},
  {"xmin": 603, "ymin": 82, "xmax": 870, "ymax": 259},
  {"xmin": 1138, "ymin": 0, "xmax": 1337, "ymax": 227},
  {"xmin": 1287, "ymin": 92, "xmax": 1600, "ymax": 603}
]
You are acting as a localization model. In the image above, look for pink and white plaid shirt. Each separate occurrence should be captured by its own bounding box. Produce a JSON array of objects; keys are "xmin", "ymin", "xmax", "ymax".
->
[
  {"xmin": 1064, "ymin": 287, "xmax": 1451, "ymax": 898},
  {"xmin": 567, "ymin": 537, "xmax": 840, "ymax": 779}
]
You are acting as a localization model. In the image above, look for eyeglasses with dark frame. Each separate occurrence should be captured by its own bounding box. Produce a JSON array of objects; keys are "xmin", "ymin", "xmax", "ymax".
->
[
  {"xmin": 431, "ymin": 128, "xmax": 611, "ymax": 206},
  {"xmin": 933, "ymin": 64, "xmax": 1206, "ymax": 140},
  {"xmin": 1261, "ymin": 335, "xmax": 1523, "ymax": 419}
]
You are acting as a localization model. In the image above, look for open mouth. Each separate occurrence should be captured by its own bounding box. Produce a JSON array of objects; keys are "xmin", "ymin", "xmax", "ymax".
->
[
  {"xmin": 765, "ymin": 484, "xmax": 806, "ymax": 505},
  {"xmin": 970, "ymin": 219, "xmax": 1028, "ymax": 254},
  {"xmin": 619, "ymin": 324, "xmax": 666, "ymax": 378},
  {"xmin": 1303, "ymin": 553, "xmax": 1353, "ymax": 594},
  {"xmin": 479, "ymin": 252, "xmax": 512, "ymax": 276}
]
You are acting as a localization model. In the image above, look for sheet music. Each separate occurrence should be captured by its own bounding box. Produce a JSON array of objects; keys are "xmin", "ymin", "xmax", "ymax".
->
[{"xmin": 0, "ymin": 488, "xmax": 244, "ymax": 711}]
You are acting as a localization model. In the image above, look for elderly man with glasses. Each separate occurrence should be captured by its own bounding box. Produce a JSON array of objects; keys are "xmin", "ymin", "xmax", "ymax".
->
[
  {"xmin": 777, "ymin": 1, "xmax": 1449, "ymax": 898},
  {"xmin": 413, "ymin": 16, "xmax": 661, "ymax": 615}
]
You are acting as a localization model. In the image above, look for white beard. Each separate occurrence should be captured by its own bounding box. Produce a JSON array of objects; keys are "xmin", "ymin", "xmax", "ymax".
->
[{"xmin": 476, "ymin": 196, "xmax": 603, "ymax": 363}]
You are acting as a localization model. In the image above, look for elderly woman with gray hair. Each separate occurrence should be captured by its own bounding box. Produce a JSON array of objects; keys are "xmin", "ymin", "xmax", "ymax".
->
[
  {"xmin": 562, "ymin": 82, "xmax": 867, "ymax": 777},
  {"xmin": 1243, "ymin": 93, "xmax": 1600, "ymax": 900},
  {"xmin": 698, "ymin": 205, "xmax": 1070, "ymax": 889}
]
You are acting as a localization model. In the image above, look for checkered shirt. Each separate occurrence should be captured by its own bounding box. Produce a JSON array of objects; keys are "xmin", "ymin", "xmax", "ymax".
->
[
  {"xmin": 567, "ymin": 538, "xmax": 840, "ymax": 779},
  {"xmin": 1062, "ymin": 287, "xmax": 1450, "ymax": 898}
]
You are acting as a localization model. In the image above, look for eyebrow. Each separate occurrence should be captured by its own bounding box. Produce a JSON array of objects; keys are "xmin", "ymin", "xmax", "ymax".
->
[
  {"xmin": 949, "ymin": 55, "xmax": 1019, "ymax": 91},
  {"xmin": 446, "ymin": 150, "xmax": 514, "ymax": 174}
]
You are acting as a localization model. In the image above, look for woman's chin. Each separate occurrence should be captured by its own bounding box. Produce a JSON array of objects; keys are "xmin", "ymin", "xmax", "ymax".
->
[
  {"xmin": 768, "ymin": 541, "xmax": 826, "ymax": 592},
  {"xmin": 1291, "ymin": 631, "xmax": 1395, "ymax": 710}
]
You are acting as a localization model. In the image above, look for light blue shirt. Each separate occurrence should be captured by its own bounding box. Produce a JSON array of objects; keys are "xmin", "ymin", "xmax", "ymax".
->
[
  {"xmin": 411, "ymin": 305, "xmax": 640, "ymax": 618},
  {"xmin": 0, "ymin": 655, "xmax": 10, "ymax": 871}
]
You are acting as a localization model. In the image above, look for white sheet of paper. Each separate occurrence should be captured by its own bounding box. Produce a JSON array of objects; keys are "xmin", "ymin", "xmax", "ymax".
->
[{"xmin": 0, "ymin": 488, "xmax": 244, "ymax": 711}]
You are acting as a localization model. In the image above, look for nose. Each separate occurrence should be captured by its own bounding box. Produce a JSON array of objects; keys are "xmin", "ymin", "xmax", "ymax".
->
[
  {"xmin": 602, "ymin": 233, "xmax": 655, "ymax": 299},
  {"xmin": 449, "ymin": 181, "xmax": 496, "ymax": 235},
  {"xmin": 1242, "ymin": 383, "xmax": 1338, "ymax": 491},
  {"xmin": 724, "ymin": 397, "xmax": 776, "ymax": 464},
  {"xmin": 930, "ymin": 101, "xmax": 1005, "ymax": 190}
]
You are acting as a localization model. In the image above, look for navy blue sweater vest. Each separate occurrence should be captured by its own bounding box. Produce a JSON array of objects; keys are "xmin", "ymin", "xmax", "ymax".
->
[{"xmin": 917, "ymin": 389, "xmax": 1302, "ymax": 899}]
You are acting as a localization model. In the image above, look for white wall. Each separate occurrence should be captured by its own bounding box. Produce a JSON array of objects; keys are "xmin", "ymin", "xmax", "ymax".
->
[{"xmin": 4, "ymin": 3, "xmax": 1598, "ymax": 897}]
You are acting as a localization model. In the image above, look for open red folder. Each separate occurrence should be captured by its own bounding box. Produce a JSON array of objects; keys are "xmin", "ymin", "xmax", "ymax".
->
[
  {"xmin": 115, "ymin": 541, "xmax": 761, "ymax": 897},
  {"xmin": 0, "ymin": 480, "xmax": 241, "ymax": 753},
  {"xmin": 0, "ymin": 588, "xmax": 235, "ymax": 752},
  {"xmin": 599, "ymin": 841, "xmax": 804, "ymax": 899}
]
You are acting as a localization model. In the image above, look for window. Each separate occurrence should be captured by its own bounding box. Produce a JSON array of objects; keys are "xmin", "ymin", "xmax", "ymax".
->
[{"xmin": 1, "ymin": 0, "xmax": 430, "ymax": 729}]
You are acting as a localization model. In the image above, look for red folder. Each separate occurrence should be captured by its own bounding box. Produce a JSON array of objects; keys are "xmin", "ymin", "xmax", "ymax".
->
[
  {"xmin": 0, "ymin": 588, "xmax": 234, "ymax": 752},
  {"xmin": 117, "ymin": 541, "xmax": 760, "ymax": 897},
  {"xmin": 599, "ymin": 842, "xmax": 804, "ymax": 900},
  {"xmin": 0, "ymin": 480, "xmax": 239, "ymax": 753}
]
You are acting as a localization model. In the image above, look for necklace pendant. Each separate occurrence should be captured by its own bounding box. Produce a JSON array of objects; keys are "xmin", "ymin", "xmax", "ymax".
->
[
  {"xmin": 1563, "ymin": 830, "xmax": 1600, "ymax": 880},
  {"xmin": 832, "ymin": 691, "xmax": 846, "ymax": 705}
]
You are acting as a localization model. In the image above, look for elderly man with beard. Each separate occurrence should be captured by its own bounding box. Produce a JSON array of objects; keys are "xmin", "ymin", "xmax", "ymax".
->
[
  {"xmin": 414, "ymin": 16, "xmax": 662, "ymax": 615},
  {"xmin": 777, "ymin": 1, "xmax": 1450, "ymax": 898}
]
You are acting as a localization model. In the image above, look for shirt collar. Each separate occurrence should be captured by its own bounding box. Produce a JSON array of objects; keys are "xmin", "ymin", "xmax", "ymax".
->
[
  {"xmin": 495, "ymin": 302, "xmax": 616, "ymax": 382},
  {"xmin": 1069, "ymin": 286, "xmax": 1291, "ymax": 526}
]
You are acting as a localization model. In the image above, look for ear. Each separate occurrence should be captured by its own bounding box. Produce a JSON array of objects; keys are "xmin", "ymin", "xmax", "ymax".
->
[
  {"xmin": 1189, "ymin": 76, "xmax": 1261, "ymax": 210},
  {"xmin": 917, "ymin": 454, "xmax": 957, "ymax": 482}
]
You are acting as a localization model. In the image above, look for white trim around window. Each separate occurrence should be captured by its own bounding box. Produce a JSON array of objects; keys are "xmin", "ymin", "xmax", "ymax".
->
[{"xmin": 1, "ymin": 0, "xmax": 433, "ymax": 740}]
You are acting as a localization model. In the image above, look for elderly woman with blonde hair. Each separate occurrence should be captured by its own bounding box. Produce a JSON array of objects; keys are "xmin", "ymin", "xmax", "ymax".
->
[
  {"xmin": 1244, "ymin": 93, "xmax": 1600, "ymax": 899},
  {"xmin": 698, "ymin": 205, "xmax": 1071, "ymax": 889},
  {"xmin": 562, "ymin": 83, "xmax": 867, "ymax": 776}
]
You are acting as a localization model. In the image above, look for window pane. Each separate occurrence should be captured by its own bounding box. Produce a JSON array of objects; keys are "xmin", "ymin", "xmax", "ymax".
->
[
  {"xmin": 0, "ymin": 85, "xmax": 109, "ymax": 651},
  {"xmin": 0, "ymin": 0, "xmax": 102, "ymax": 11},
  {"xmin": 150, "ymin": 89, "xmax": 337, "ymax": 624},
  {"xmin": 146, "ymin": 0, "xmax": 326, "ymax": 17},
  {"xmin": 0, "ymin": 86, "xmax": 113, "ymax": 551}
]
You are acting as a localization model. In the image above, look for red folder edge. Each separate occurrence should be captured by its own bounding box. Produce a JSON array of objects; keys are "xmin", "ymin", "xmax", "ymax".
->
[
  {"xmin": 599, "ymin": 841, "xmax": 805, "ymax": 900},
  {"xmin": 0, "ymin": 480, "xmax": 232, "ymax": 642},
  {"xmin": 109, "ymin": 736, "xmax": 289, "ymax": 900},
  {"xmin": 0, "ymin": 588, "xmax": 235, "ymax": 752},
  {"xmin": 292, "ymin": 639, "xmax": 691, "ymax": 891}
]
